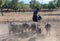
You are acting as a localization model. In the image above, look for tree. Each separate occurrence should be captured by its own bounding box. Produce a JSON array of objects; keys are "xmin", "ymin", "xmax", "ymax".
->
[
  {"xmin": 53, "ymin": 0, "xmax": 57, "ymax": 4},
  {"xmin": 56, "ymin": 0, "xmax": 60, "ymax": 7},
  {"xmin": 17, "ymin": 1, "xmax": 30, "ymax": 12},
  {"xmin": 17, "ymin": 1, "xmax": 25, "ymax": 10},
  {"xmin": 4, "ymin": 0, "xmax": 12, "ymax": 8},
  {"xmin": 19, "ymin": 1, "xmax": 24, "ymax": 9},
  {"xmin": 11, "ymin": 0, "xmax": 18, "ymax": 11},
  {"xmin": 0, "ymin": 0, "xmax": 6, "ymax": 16},
  {"xmin": 48, "ymin": 1, "xmax": 56, "ymax": 9},
  {"xmin": 3, "ymin": 0, "xmax": 12, "ymax": 12},
  {"xmin": 42, "ymin": 4, "xmax": 48, "ymax": 9},
  {"xmin": 30, "ymin": 0, "xmax": 40, "ymax": 9},
  {"xmin": 53, "ymin": 0, "xmax": 60, "ymax": 8},
  {"xmin": 23, "ymin": 4, "xmax": 30, "ymax": 9}
]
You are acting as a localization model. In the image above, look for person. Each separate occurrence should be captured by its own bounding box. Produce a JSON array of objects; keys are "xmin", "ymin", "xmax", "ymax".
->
[{"xmin": 33, "ymin": 7, "xmax": 39, "ymax": 22}]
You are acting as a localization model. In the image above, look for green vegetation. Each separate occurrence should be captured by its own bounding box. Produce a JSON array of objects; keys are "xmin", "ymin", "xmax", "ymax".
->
[
  {"xmin": 48, "ymin": 1, "xmax": 56, "ymax": 9},
  {"xmin": 0, "ymin": 0, "xmax": 59, "ymax": 9},
  {"xmin": 0, "ymin": 0, "xmax": 60, "ymax": 16},
  {"xmin": 0, "ymin": 0, "xmax": 6, "ymax": 16},
  {"xmin": 30, "ymin": 0, "xmax": 40, "ymax": 9}
]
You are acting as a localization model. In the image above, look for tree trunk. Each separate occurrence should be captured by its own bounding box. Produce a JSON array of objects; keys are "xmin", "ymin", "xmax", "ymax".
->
[
  {"xmin": 1, "ymin": 8, "xmax": 4, "ymax": 16},
  {"xmin": 7, "ymin": 8, "xmax": 9, "ymax": 12}
]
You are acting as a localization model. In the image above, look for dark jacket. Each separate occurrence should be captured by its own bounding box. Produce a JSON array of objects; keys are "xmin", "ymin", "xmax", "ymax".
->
[{"xmin": 33, "ymin": 8, "xmax": 39, "ymax": 22}]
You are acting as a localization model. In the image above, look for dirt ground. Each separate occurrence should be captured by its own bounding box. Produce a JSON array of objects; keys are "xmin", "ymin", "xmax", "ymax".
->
[
  {"xmin": 0, "ymin": 21, "xmax": 60, "ymax": 41},
  {"xmin": 0, "ymin": 11, "xmax": 60, "ymax": 22},
  {"xmin": 0, "ymin": 11, "xmax": 60, "ymax": 41}
]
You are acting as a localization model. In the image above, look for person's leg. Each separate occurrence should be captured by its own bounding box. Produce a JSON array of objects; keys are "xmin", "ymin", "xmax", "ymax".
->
[{"xmin": 33, "ymin": 15, "xmax": 38, "ymax": 22}]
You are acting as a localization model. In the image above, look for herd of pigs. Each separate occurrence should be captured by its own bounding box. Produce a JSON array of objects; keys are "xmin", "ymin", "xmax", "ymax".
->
[
  {"xmin": 8, "ymin": 22, "xmax": 51, "ymax": 35},
  {"xmin": 0, "ymin": 21, "xmax": 51, "ymax": 41}
]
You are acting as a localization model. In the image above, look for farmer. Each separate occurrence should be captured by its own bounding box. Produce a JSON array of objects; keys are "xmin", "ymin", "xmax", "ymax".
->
[{"xmin": 33, "ymin": 7, "xmax": 39, "ymax": 22}]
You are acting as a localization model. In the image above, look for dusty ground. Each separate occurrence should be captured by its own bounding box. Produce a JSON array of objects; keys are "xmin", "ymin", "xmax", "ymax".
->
[
  {"xmin": 0, "ymin": 21, "xmax": 60, "ymax": 41},
  {"xmin": 0, "ymin": 11, "xmax": 60, "ymax": 41},
  {"xmin": 0, "ymin": 11, "xmax": 60, "ymax": 22}
]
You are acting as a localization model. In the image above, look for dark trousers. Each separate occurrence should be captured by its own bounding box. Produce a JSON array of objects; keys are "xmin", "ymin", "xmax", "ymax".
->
[{"xmin": 33, "ymin": 15, "xmax": 38, "ymax": 22}]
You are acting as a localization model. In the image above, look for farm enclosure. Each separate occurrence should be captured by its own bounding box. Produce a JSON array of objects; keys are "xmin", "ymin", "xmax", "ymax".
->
[{"xmin": 0, "ymin": 10, "xmax": 60, "ymax": 41}]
